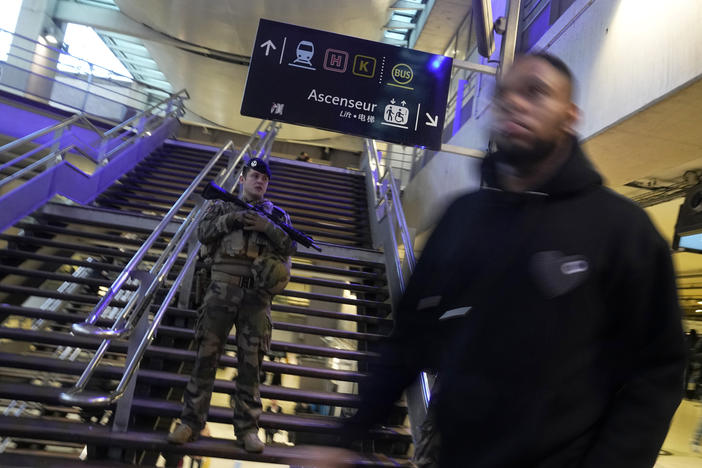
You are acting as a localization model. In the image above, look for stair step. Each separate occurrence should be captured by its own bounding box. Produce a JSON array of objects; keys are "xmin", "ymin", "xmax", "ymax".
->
[
  {"xmin": 289, "ymin": 275, "xmax": 385, "ymax": 294},
  {"xmin": 266, "ymin": 193, "xmax": 366, "ymax": 211},
  {"xmin": 265, "ymin": 179, "xmax": 366, "ymax": 199},
  {"xmin": 94, "ymin": 194, "xmax": 369, "ymax": 236},
  {"xmin": 269, "ymin": 161, "xmax": 365, "ymax": 181},
  {"xmin": 271, "ymin": 304, "xmax": 393, "ymax": 326},
  {"xmin": 100, "ymin": 190, "xmax": 368, "ymax": 228},
  {"xmin": 156, "ymin": 325, "xmax": 377, "ymax": 360},
  {"xmin": 0, "ymin": 453, "xmax": 145, "ymax": 468},
  {"xmin": 295, "ymin": 247, "xmax": 385, "ymax": 268},
  {"xmin": 279, "ymin": 289, "xmax": 390, "ymax": 310},
  {"xmin": 0, "ymin": 416, "xmax": 411, "ymax": 467},
  {"xmin": 0, "ymin": 265, "xmax": 140, "ymax": 291},
  {"xmin": 13, "ymin": 222, "xmax": 167, "ymax": 249},
  {"xmin": 0, "ymin": 353, "xmax": 362, "ymax": 407},
  {"xmin": 0, "ymin": 249, "xmax": 125, "ymax": 273},
  {"xmin": 289, "ymin": 262, "xmax": 382, "ymax": 281},
  {"xmin": 0, "ymin": 234, "xmax": 175, "ymax": 264},
  {"xmin": 1, "ymin": 304, "xmax": 387, "ymax": 342},
  {"xmin": 1, "ymin": 233, "xmax": 383, "ymax": 268},
  {"xmin": 273, "ymin": 200, "xmax": 368, "ymax": 220},
  {"xmin": 0, "ymin": 384, "xmax": 406, "ymax": 439},
  {"xmin": 147, "ymin": 154, "xmax": 226, "ymax": 173},
  {"xmin": 0, "ymin": 276, "xmax": 387, "ymax": 312},
  {"xmin": 0, "ymin": 327, "xmax": 372, "ymax": 382},
  {"xmin": 161, "ymin": 307, "xmax": 386, "ymax": 341}
]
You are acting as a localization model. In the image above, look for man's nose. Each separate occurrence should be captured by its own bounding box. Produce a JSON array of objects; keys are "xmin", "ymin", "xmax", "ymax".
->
[{"xmin": 499, "ymin": 90, "xmax": 527, "ymax": 114}]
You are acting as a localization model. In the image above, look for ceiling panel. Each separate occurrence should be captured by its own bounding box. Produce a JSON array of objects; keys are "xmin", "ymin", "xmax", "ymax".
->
[
  {"xmin": 115, "ymin": 0, "xmax": 395, "ymax": 57},
  {"xmin": 583, "ymin": 77, "xmax": 702, "ymax": 188}
]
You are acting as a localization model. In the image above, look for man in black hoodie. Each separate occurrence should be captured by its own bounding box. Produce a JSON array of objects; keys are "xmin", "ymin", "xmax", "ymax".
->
[{"xmin": 307, "ymin": 53, "xmax": 686, "ymax": 468}]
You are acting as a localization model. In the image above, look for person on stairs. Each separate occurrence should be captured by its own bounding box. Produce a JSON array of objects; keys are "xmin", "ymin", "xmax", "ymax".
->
[{"xmin": 168, "ymin": 158, "xmax": 296, "ymax": 453}]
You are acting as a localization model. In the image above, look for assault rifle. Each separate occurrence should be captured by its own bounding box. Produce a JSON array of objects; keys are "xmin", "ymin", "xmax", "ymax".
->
[{"xmin": 202, "ymin": 180, "xmax": 322, "ymax": 252}]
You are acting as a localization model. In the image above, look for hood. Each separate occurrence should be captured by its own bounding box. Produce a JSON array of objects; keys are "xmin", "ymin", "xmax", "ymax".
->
[{"xmin": 481, "ymin": 137, "xmax": 603, "ymax": 198}]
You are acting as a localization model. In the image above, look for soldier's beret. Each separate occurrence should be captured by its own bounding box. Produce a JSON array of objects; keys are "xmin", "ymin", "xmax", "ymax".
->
[{"xmin": 246, "ymin": 158, "xmax": 272, "ymax": 178}]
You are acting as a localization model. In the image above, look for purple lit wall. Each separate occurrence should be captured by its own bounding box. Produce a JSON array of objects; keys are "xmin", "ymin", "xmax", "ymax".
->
[{"xmin": 0, "ymin": 112, "xmax": 178, "ymax": 232}]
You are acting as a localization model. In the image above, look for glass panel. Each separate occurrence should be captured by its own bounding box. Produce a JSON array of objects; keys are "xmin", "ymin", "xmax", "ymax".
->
[
  {"xmin": 0, "ymin": 0, "xmax": 23, "ymax": 61},
  {"xmin": 58, "ymin": 23, "xmax": 133, "ymax": 80}
]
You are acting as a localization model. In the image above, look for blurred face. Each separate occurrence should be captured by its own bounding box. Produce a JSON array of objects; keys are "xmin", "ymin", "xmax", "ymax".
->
[
  {"xmin": 491, "ymin": 56, "xmax": 578, "ymax": 167},
  {"xmin": 240, "ymin": 169, "xmax": 269, "ymax": 200}
]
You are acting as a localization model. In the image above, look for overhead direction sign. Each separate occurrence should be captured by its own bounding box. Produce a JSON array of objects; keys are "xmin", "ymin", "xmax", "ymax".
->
[{"xmin": 241, "ymin": 19, "xmax": 453, "ymax": 150}]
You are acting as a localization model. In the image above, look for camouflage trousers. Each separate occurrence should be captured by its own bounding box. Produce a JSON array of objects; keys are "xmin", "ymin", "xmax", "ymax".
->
[{"xmin": 180, "ymin": 270, "xmax": 272, "ymax": 437}]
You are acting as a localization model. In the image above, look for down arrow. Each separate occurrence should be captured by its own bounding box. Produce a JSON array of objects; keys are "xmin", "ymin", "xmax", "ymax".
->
[{"xmin": 425, "ymin": 113, "xmax": 438, "ymax": 127}]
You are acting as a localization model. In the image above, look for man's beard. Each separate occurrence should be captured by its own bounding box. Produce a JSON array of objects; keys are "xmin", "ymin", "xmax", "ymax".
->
[{"xmin": 492, "ymin": 133, "xmax": 557, "ymax": 171}]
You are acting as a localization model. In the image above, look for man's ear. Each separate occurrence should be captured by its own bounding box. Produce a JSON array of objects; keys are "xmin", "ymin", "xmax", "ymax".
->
[
  {"xmin": 563, "ymin": 102, "xmax": 581, "ymax": 136},
  {"xmin": 239, "ymin": 174, "xmax": 245, "ymax": 183}
]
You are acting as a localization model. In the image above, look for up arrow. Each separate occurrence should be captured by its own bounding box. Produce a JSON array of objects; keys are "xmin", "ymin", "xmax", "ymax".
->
[
  {"xmin": 425, "ymin": 113, "xmax": 438, "ymax": 127},
  {"xmin": 260, "ymin": 40, "xmax": 276, "ymax": 56}
]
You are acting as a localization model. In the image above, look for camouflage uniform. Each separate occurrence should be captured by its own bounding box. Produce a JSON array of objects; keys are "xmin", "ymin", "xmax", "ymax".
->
[{"xmin": 180, "ymin": 196, "xmax": 295, "ymax": 438}]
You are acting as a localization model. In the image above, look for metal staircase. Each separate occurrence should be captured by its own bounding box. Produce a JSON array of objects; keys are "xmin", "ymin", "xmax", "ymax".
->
[{"xmin": 0, "ymin": 119, "xmax": 416, "ymax": 466}]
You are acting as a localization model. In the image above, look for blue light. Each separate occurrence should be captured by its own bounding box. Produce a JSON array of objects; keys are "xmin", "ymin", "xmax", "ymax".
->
[{"xmin": 430, "ymin": 56, "xmax": 446, "ymax": 70}]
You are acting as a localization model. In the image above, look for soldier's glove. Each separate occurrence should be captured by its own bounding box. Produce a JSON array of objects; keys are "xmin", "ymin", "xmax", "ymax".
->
[
  {"xmin": 223, "ymin": 211, "xmax": 245, "ymax": 230},
  {"xmin": 243, "ymin": 210, "xmax": 271, "ymax": 233}
]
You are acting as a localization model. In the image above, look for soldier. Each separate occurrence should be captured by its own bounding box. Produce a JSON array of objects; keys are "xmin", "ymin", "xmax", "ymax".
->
[{"xmin": 168, "ymin": 158, "xmax": 296, "ymax": 453}]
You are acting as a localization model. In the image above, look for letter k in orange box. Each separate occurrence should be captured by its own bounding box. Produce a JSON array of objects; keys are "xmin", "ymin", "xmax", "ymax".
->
[{"xmin": 353, "ymin": 55, "xmax": 376, "ymax": 78}]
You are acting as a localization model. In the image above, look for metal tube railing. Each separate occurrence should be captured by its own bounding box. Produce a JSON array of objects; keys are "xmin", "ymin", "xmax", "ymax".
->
[
  {"xmin": 0, "ymin": 135, "xmax": 63, "ymax": 173},
  {"xmin": 0, "ymin": 89, "xmax": 188, "ymax": 190},
  {"xmin": 102, "ymin": 89, "xmax": 188, "ymax": 138},
  {"xmin": 386, "ymin": 168, "xmax": 417, "ymax": 272},
  {"xmin": 0, "ymin": 113, "xmax": 103, "ymax": 155},
  {"xmin": 363, "ymin": 137, "xmax": 426, "ymax": 416},
  {"xmin": 0, "ymin": 152, "xmax": 61, "ymax": 189},
  {"xmin": 60, "ymin": 121, "xmax": 280, "ymax": 406},
  {"xmin": 61, "ymin": 214, "xmax": 202, "ymax": 406},
  {"xmin": 72, "ymin": 139, "xmax": 235, "ymax": 336}
]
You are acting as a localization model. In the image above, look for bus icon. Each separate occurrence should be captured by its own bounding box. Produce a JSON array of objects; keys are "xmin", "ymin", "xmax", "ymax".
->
[{"xmin": 289, "ymin": 40, "xmax": 316, "ymax": 70}]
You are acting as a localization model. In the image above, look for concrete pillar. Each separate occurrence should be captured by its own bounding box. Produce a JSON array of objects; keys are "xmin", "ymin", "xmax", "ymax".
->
[{"xmin": 8, "ymin": 0, "xmax": 63, "ymax": 101}]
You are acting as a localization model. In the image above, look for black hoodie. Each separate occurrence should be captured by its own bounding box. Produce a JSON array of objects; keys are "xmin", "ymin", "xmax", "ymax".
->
[{"xmin": 347, "ymin": 139, "xmax": 686, "ymax": 467}]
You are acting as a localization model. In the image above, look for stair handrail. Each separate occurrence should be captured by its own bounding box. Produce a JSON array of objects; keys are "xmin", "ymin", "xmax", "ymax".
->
[
  {"xmin": 362, "ymin": 138, "xmax": 430, "ymax": 417},
  {"xmin": 363, "ymin": 139, "xmax": 416, "ymax": 287},
  {"xmin": 0, "ymin": 89, "xmax": 188, "ymax": 191},
  {"xmin": 60, "ymin": 121, "xmax": 280, "ymax": 406},
  {"xmin": 0, "ymin": 113, "xmax": 100, "ymax": 155},
  {"xmin": 69, "ymin": 139, "xmax": 236, "ymax": 338}
]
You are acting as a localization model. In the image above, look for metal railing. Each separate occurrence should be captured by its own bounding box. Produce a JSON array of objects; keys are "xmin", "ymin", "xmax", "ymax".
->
[
  {"xmin": 362, "ymin": 137, "xmax": 433, "ymax": 448},
  {"xmin": 363, "ymin": 138, "xmax": 416, "ymax": 286},
  {"xmin": 59, "ymin": 121, "xmax": 280, "ymax": 406},
  {"xmin": 0, "ymin": 88, "xmax": 188, "ymax": 193}
]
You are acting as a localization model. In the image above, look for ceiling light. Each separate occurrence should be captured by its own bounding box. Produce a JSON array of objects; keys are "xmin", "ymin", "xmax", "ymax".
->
[
  {"xmin": 696, "ymin": 309, "xmax": 702, "ymax": 313},
  {"xmin": 44, "ymin": 34, "xmax": 58, "ymax": 45},
  {"xmin": 38, "ymin": 36, "xmax": 47, "ymax": 45}
]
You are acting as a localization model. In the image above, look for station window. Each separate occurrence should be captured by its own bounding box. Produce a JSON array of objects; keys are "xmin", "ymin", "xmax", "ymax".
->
[
  {"xmin": 57, "ymin": 23, "xmax": 132, "ymax": 81},
  {"xmin": 0, "ymin": 0, "xmax": 23, "ymax": 61}
]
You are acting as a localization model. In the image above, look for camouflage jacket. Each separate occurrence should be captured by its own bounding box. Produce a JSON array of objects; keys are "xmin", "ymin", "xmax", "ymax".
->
[{"xmin": 198, "ymin": 198, "xmax": 296, "ymax": 266}]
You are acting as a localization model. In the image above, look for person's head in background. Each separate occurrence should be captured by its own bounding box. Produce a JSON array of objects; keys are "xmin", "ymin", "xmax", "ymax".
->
[
  {"xmin": 491, "ymin": 52, "xmax": 579, "ymax": 171},
  {"xmin": 297, "ymin": 151, "xmax": 311, "ymax": 162}
]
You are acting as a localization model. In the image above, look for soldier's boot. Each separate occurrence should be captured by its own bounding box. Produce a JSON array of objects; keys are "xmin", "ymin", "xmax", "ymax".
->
[
  {"xmin": 240, "ymin": 432, "xmax": 264, "ymax": 453},
  {"xmin": 167, "ymin": 423, "xmax": 198, "ymax": 444}
]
